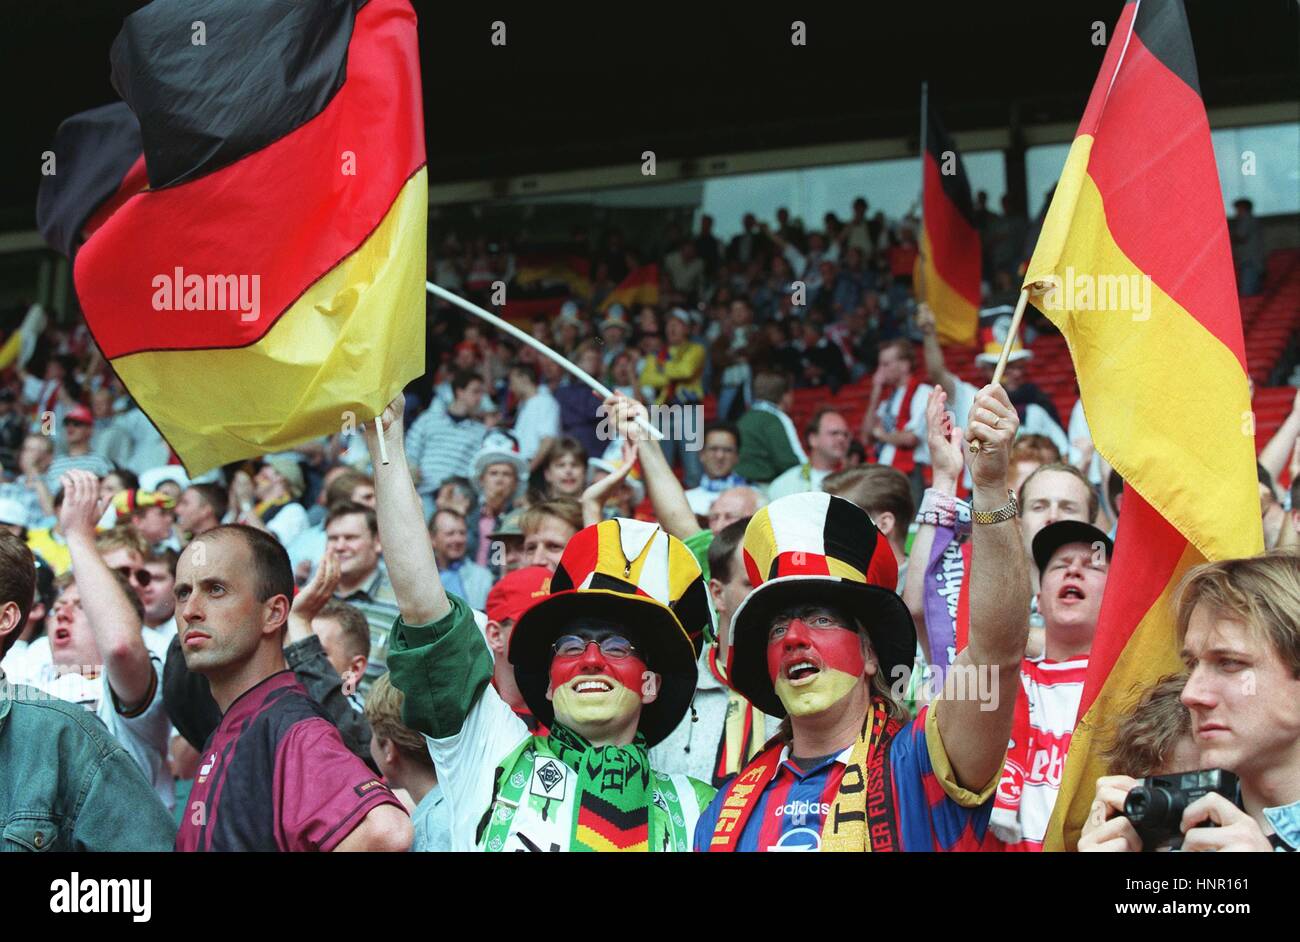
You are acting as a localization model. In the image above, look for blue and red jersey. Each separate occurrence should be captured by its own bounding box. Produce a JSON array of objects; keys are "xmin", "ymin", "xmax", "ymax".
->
[
  {"xmin": 176, "ymin": 671, "xmax": 404, "ymax": 852},
  {"xmin": 694, "ymin": 705, "xmax": 1002, "ymax": 851}
]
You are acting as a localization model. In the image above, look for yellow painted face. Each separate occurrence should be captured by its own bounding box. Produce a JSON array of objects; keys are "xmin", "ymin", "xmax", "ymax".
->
[
  {"xmin": 768, "ymin": 615, "xmax": 869, "ymax": 717},
  {"xmin": 547, "ymin": 637, "xmax": 652, "ymax": 738},
  {"xmin": 551, "ymin": 678, "xmax": 642, "ymax": 730},
  {"xmin": 775, "ymin": 667, "xmax": 861, "ymax": 717}
]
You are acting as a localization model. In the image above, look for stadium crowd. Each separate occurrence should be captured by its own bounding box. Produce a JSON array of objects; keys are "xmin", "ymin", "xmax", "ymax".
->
[{"xmin": 0, "ymin": 197, "xmax": 1297, "ymax": 853}]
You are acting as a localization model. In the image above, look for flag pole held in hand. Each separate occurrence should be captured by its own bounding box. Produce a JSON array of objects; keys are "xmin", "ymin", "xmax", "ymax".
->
[
  {"xmin": 969, "ymin": 286, "xmax": 1032, "ymax": 455},
  {"xmin": 425, "ymin": 280, "xmax": 664, "ymax": 441},
  {"xmin": 373, "ymin": 414, "xmax": 390, "ymax": 466}
]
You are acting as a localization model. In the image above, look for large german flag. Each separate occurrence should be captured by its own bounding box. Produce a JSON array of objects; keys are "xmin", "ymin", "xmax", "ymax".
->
[
  {"xmin": 918, "ymin": 107, "xmax": 981, "ymax": 345},
  {"xmin": 1023, "ymin": 0, "xmax": 1262, "ymax": 850},
  {"xmin": 36, "ymin": 102, "xmax": 147, "ymax": 259},
  {"xmin": 74, "ymin": 0, "xmax": 426, "ymax": 475}
]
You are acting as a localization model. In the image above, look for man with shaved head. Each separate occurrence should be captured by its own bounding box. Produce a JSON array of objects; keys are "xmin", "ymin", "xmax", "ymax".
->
[{"xmin": 172, "ymin": 524, "xmax": 410, "ymax": 852}]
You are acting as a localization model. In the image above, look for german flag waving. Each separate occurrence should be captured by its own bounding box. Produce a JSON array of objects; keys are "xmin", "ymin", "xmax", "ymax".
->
[
  {"xmin": 1023, "ymin": 0, "xmax": 1262, "ymax": 850},
  {"xmin": 74, "ymin": 0, "xmax": 427, "ymax": 475},
  {"xmin": 36, "ymin": 102, "xmax": 146, "ymax": 259},
  {"xmin": 918, "ymin": 106, "xmax": 981, "ymax": 345}
]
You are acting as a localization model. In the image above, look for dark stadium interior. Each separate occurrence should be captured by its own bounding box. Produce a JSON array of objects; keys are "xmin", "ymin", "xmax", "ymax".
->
[{"xmin": 1, "ymin": 1, "xmax": 1296, "ymax": 228}]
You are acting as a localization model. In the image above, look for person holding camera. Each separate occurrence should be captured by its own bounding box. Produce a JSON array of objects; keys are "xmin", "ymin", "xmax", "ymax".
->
[
  {"xmin": 1079, "ymin": 674, "xmax": 1198, "ymax": 851},
  {"xmin": 1079, "ymin": 552, "xmax": 1300, "ymax": 852}
]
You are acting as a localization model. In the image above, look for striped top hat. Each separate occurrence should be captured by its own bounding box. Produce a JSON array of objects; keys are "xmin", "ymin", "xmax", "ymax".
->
[
  {"xmin": 727, "ymin": 492, "xmax": 916, "ymax": 718},
  {"xmin": 975, "ymin": 304, "xmax": 1032, "ymax": 366},
  {"xmin": 509, "ymin": 517, "xmax": 710, "ymax": 746},
  {"xmin": 111, "ymin": 488, "xmax": 177, "ymax": 515}
]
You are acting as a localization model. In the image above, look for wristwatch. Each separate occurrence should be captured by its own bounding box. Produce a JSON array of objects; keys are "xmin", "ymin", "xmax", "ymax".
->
[{"xmin": 972, "ymin": 490, "xmax": 1018, "ymax": 525}]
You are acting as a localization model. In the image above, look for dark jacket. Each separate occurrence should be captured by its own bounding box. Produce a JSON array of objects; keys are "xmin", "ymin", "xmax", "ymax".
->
[{"xmin": 163, "ymin": 634, "xmax": 376, "ymax": 773}]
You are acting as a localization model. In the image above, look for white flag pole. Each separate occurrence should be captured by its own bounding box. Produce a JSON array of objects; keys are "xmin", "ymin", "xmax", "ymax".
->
[{"xmin": 425, "ymin": 281, "xmax": 664, "ymax": 441}]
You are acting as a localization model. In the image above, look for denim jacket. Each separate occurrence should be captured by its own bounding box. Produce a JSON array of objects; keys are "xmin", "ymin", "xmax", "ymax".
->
[{"xmin": 0, "ymin": 671, "xmax": 176, "ymax": 851}]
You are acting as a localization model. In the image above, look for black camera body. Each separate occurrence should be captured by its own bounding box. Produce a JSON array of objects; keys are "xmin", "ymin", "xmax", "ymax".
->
[{"xmin": 1121, "ymin": 769, "xmax": 1240, "ymax": 850}]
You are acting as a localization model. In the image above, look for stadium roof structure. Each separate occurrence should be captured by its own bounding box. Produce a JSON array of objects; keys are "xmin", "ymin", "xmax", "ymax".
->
[{"xmin": 1, "ymin": 0, "xmax": 1296, "ymax": 227}]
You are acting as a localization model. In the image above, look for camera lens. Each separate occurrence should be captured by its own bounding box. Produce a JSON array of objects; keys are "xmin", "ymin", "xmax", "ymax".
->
[
  {"xmin": 1125, "ymin": 790, "xmax": 1149, "ymax": 817},
  {"xmin": 1124, "ymin": 786, "xmax": 1177, "ymax": 830}
]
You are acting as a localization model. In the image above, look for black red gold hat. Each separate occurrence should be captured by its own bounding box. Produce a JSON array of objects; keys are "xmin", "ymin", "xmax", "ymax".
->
[
  {"xmin": 510, "ymin": 517, "xmax": 709, "ymax": 746},
  {"xmin": 111, "ymin": 488, "xmax": 177, "ymax": 515},
  {"xmin": 727, "ymin": 492, "xmax": 916, "ymax": 718},
  {"xmin": 974, "ymin": 304, "xmax": 1032, "ymax": 366}
]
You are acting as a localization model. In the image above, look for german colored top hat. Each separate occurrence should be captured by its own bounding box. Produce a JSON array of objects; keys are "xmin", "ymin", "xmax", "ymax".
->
[{"xmin": 510, "ymin": 517, "xmax": 710, "ymax": 745}]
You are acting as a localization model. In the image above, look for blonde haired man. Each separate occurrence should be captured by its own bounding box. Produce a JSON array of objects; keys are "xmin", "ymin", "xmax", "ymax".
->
[
  {"xmin": 1081, "ymin": 551, "xmax": 1300, "ymax": 852},
  {"xmin": 365, "ymin": 673, "xmax": 450, "ymax": 851}
]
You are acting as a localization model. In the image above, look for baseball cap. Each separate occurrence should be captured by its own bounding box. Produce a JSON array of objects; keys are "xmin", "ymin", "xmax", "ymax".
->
[
  {"xmin": 65, "ymin": 404, "xmax": 94, "ymax": 425},
  {"xmin": 1031, "ymin": 520, "xmax": 1113, "ymax": 576},
  {"xmin": 263, "ymin": 456, "xmax": 305, "ymax": 498},
  {"xmin": 486, "ymin": 565, "xmax": 552, "ymax": 625},
  {"xmin": 488, "ymin": 507, "xmax": 525, "ymax": 540}
]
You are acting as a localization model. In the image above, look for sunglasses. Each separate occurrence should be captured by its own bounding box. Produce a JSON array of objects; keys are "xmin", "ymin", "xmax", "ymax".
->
[
  {"xmin": 551, "ymin": 634, "xmax": 639, "ymax": 660},
  {"xmin": 114, "ymin": 566, "xmax": 153, "ymax": 587}
]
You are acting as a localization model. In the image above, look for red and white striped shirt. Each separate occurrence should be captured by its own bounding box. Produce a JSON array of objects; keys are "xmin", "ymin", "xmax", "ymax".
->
[{"xmin": 1006, "ymin": 655, "xmax": 1089, "ymax": 851}]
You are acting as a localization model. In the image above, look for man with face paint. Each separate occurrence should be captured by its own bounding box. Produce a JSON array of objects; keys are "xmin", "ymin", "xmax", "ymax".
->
[
  {"xmin": 600, "ymin": 394, "xmax": 781, "ymax": 786},
  {"xmin": 366, "ymin": 397, "xmax": 716, "ymax": 851},
  {"xmin": 697, "ymin": 383, "xmax": 1032, "ymax": 851}
]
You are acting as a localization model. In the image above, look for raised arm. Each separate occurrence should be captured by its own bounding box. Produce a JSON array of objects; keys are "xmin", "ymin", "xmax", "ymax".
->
[
  {"xmin": 1258, "ymin": 389, "xmax": 1300, "ymax": 483},
  {"xmin": 902, "ymin": 387, "xmax": 964, "ymax": 657},
  {"xmin": 59, "ymin": 470, "xmax": 154, "ymax": 708},
  {"xmin": 916, "ymin": 303, "xmax": 957, "ymax": 400},
  {"xmin": 287, "ymin": 548, "xmax": 340, "ymax": 645},
  {"xmin": 580, "ymin": 438, "xmax": 639, "ymax": 527},
  {"xmin": 936, "ymin": 384, "xmax": 1030, "ymax": 791},
  {"xmin": 362, "ymin": 397, "xmax": 449, "ymax": 625},
  {"xmin": 602, "ymin": 393, "xmax": 701, "ymax": 539},
  {"xmin": 860, "ymin": 368, "xmax": 888, "ymax": 445}
]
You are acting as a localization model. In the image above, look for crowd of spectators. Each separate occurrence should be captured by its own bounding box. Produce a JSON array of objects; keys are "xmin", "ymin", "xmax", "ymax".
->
[{"xmin": 0, "ymin": 194, "xmax": 1296, "ymax": 852}]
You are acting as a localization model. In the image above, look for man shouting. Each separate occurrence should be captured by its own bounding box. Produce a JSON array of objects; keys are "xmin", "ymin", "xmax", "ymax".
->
[{"xmin": 697, "ymin": 384, "xmax": 1030, "ymax": 851}]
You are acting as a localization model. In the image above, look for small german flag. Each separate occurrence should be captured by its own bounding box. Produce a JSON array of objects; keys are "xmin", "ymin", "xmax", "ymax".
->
[
  {"xmin": 598, "ymin": 263, "xmax": 659, "ymax": 313},
  {"xmin": 918, "ymin": 106, "xmax": 981, "ymax": 345},
  {"xmin": 74, "ymin": 0, "xmax": 427, "ymax": 475},
  {"xmin": 1024, "ymin": 0, "xmax": 1262, "ymax": 851}
]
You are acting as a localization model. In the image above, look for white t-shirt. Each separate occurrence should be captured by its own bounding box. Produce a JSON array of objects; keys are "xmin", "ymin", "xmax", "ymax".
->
[
  {"xmin": 143, "ymin": 617, "xmax": 178, "ymax": 653},
  {"xmin": 512, "ymin": 387, "xmax": 561, "ymax": 462},
  {"xmin": 767, "ymin": 463, "xmax": 831, "ymax": 499},
  {"xmin": 1068, "ymin": 399, "xmax": 1104, "ymax": 486},
  {"xmin": 424, "ymin": 631, "xmax": 706, "ymax": 852},
  {"xmin": 877, "ymin": 381, "xmax": 933, "ymax": 467},
  {"xmin": 266, "ymin": 501, "xmax": 310, "ymax": 548},
  {"xmin": 23, "ymin": 650, "xmax": 175, "ymax": 812}
]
